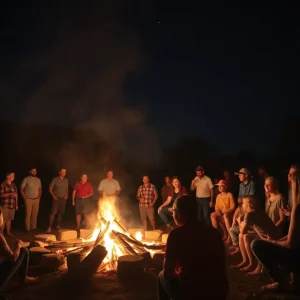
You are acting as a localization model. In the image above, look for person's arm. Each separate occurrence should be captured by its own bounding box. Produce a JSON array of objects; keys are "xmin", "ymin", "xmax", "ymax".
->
[
  {"xmin": 114, "ymin": 181, "xmax": 121, "ymax": 196},
  {"xmin": 274, "ymin": 197, "xmax": 286, "ymax": 228},
  {"xmin": 14, "ymin": 184, "xmax": 18, "ymax": 210},
  {"xmin": 0, "ymin": 183, "xmax": 17, "ymax": 198},
  {"xmin": 162, "ymin": 231, "xmax": 179, "ymax": 280},
  {"xmin": 225, "ymin": 193, "xmax": 235, "ymax": 214},
  {"xmin": 208, "ymin": 178, "xmax": 214, "ymax": 206},
  {"xmin": 85, "ymin": 183, "xmax": 94, "ymax": 198},
  {"xmin": 136, "ymin": 187, "xmax": 143, "ymax": 202},
  {"xmin": 72, "ymin": 189, "xmax": 76, "ymax": 206},
  {"xmin": 0, "ymin": 234, "xmax": 21, "ymax": 262},
  {"xmin": 64, "ymin": 180, "xmax": 68, "ymax": 199},
  {"xmin": 38, "ymin": 179, "xmax": 42, "ymax": 199},
  {"xmin": 151, "ymin": 187, "xmax": 158, "ymax": 206},
  {"xmin": 190, "ymin": 178, "xmax": 197, "ymax": 191},
  {"xmin": 49, "ymin": 179, "xmax": 57, "ymax": 200},
  {"xmin": 249, "ymin": 181, "xmax": 256, "ymax": 196},
  {"xmin": 160, "ymin": 196, "xmax": 172, "ymax": 208},
  {"xmin": 240, "ymin": 219, "xmax": 250, "ymax": 234},
  {"xmin": 98, "ymin": 181, "xmax": 104, "ymax": 197}
]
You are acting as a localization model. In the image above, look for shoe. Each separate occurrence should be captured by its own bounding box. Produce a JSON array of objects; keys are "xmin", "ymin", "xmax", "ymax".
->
[
  {"xmin": 56, "ymin": 226, "xmax": 61, "ymax": 230},
  {"xmin": 24, "ymin": 229, "xmax": 30, "ymax": 233},
  {"xmin": 46, "ymin": 227, "xmax": 51, "ymax": 233}
]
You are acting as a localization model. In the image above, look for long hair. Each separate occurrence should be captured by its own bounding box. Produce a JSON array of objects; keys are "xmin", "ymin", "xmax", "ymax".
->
[
  {"xmin": 265, "ymin": 176, "xmax": 279, "ymax": 199},
  {"xmin": 291, "ymin": 170, "xmax": 300, "ymax": 207},
  {"xmin": 171, "ymin": 176, "xmax": 182, "ymax": 193}
]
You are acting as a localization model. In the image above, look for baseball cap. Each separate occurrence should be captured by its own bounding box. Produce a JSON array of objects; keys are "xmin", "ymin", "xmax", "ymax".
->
[
  {"xmin": 215, "ymin": 180, "xmax": 227, "ymax": 186},
  {"xmin": 195, "ymin": 166, "xmax": 204, "ymax": 171},
  {"xmin": 234, "ymin": 168, "xmax": 250, "ymax": 176}
]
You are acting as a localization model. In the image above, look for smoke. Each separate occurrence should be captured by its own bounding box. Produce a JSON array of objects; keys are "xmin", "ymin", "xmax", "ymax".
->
[{"xmin": 2, "ymin": 1, "xmax": 160, "ymax": 168}]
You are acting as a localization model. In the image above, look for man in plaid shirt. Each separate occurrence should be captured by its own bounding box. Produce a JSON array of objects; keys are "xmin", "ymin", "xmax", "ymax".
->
[
  {"xmin": 136, "ymin": 175, "xmax": 158, "ymax": 230},
  {"xmin": 0, "ymin": 172, "xmax": 18, "ymax": 236}
]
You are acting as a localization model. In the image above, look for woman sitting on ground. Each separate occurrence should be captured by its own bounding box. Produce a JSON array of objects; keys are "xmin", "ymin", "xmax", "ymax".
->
[
  {"xmin": 211, "ymin": 180, "xmax": 235, "ymax": 244},
  {"xmin": 158, "ymin": 176, "xmax": 187, "ymax": 232},
  {"xmin": 251, "ymin": 170, "xmax": 300, "ymax": 292},
  {"xmin": 0, "ymin": 207, "xmax": 38, "ymax": 291}
]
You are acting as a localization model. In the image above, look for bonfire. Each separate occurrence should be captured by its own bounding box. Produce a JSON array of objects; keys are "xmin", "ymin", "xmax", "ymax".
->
[{"xmin": 43, "ymin": 196, "xmax": 166, "ymax": 274}]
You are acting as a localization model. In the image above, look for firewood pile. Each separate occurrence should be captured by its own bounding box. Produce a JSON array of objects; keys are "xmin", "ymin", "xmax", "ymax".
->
[{"xmin": 28, "ymin": 217, "xmax": 169, "ymax": 277}]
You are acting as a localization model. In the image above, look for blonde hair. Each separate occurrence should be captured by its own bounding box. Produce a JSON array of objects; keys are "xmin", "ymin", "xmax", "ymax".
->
[
  {"xmin": 291, "ymin": 170, "xmax": 300, "ymax": 206},
  {"xmin": 265, "ymin": 176, "xmax": 279, "ymax": 198}
]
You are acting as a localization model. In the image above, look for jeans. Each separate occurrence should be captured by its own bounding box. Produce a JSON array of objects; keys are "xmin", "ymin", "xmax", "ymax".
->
[
  {"xmin": 159, "ymin": 207, "xmax": 173, "ymax": 225},
  {"xmin": 0, "ymin": 248, "xmax": 29, "ymax": 289},
  {"xmin": 157, "ymin": 271, "xmax": 180, "ymax": 300},
  {"xmin": 251, "ymin": 239, "xmax": 300, "ymax": 282},
  {"xmin": 196, "ymin": 197, "xmax": 211, "ymax": 226},
  {"xmin": 229, "ymin": 225, "xmax": 240, "ymax": 246}
]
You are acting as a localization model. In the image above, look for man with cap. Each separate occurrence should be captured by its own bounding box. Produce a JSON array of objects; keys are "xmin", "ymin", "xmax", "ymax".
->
[
  {"xmin": 228, "ymin": 168, "xmax": 255, "ymax": 255},
  {"xmin": 234, "ymin": 168, "xmax": 256, "ymax": 203},
  {"xmin": 190, "ymin": 166, "xmax": 214, "ymax": 226}
]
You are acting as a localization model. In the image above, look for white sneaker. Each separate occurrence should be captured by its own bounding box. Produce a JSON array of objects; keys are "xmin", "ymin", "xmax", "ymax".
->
[{"xmin": 46, "ymin": 227, "xmax": 51, "ymax": 233}]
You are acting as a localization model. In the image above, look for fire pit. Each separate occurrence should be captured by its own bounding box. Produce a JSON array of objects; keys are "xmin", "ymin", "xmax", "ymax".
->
[{"xmin": 34, "ymin": 197, "xmax": 167, "ymax": 276}]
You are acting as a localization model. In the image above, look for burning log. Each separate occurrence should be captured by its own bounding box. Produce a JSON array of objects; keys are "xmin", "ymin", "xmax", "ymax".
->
[
  {"xmin": 41, "ymin": 254, "xmax": 66, "ymax": 272},
  {"xmin": 73, "ymin": 245, "xmax": 108, "ymax": 279},
  {"xmin": 117, "ymin": 255, "xmax": 144, "ymax": 280},
  {"xmin": 111, "ymin": 230, "xmax": 138, "ymax": 256},
  {"xmin": 115, "ymin": 231, "xmax": 166, "ymax": 251},
  {"xmin": 45, "ymin": 241, "xmax": 93, "ymax": 251},
  {"xmin": 93, "ymin": 220, "xmax": 110, "ymax": 249},
  {"xmin": 67, "ymin": 252, "xmax": 86, "ymax": 275}
]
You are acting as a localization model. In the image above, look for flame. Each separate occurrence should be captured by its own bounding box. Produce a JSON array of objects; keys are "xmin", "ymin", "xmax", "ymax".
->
[{"xmin": 135, "ymin": 231, "xmax": 143, "ymax": 241}]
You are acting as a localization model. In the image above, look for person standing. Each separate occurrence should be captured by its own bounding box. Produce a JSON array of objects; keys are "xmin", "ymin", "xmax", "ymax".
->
[
  {"xmin": 161, "ymin": 176, "xmax": 172, "ymax": 204},
  {"xmin": 72, "ymin": 173, "xmax": 94, "ymax": 230},
  {"xmin": 98, "ymin": 170, "xmax": 121, "ymax": 219},
  {"xmin": 0, "ymin": 172, "xmax": 18, "ymax": 236},
  {"xmin": 46, "ymin": 168, "xmax": 68, "ymax": 233},
  {"xmin": 190, "ymin": 166, "xmax": 214, "ymax": 226},
  {"xmin": 136, "ymin": 175, "xmax": 158, "ymax": 230},
  {"xmin": 20, "ymin": 168, "xmax": 42, "ymax": 232}
]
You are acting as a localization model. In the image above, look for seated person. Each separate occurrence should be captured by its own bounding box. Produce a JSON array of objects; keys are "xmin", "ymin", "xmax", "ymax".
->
[
  {"xmin": 0, "ymin": 207, "xmax": 38, "ymax": 291},
  {"xmin": 158, "ymin": 195, "xmax": 228, "ymax": 300},
  {"xmin": 251, "ymin": 170, "xmax": 300, "ymax": 293},
  {"xmin": 211, "ymin": 180, "xmax": 235, "ymax": 244},
  {"xmin": 228, "ymin": 197, "xmax": 247, "ymax": 255},
  {"xmin": 233, "ymin": 195, "xmax": 280, "ymax": 274},
  {"xmin": 158, "ymin": 177, "xmax": 186, "ymax": 232}
]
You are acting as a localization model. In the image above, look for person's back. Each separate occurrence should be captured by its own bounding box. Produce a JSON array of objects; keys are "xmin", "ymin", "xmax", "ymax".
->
[{"xmin": 167, "ymin": 221, "xmax": 228, "ymax": 298}]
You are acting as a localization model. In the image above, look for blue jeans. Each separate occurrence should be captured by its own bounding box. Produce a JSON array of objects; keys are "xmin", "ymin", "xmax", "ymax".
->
[
  {"xmin": 0, "ymin": 247, "xmax": 29, "ymax": 289},
  {"xmin": 196, "ymin": 197, "xmax": 211, "ymax": 226},
  {"xmin": 159, "ymin": 206, "xmax": 173, "ymax": 225},
  {"xmin": 157, "ymin": 271, "xmax": 180, "ymax": 300}
]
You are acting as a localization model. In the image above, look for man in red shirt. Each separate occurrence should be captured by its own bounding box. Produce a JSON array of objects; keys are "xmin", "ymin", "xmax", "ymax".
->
[
  {"xmin": 72, "ymin": 173, "xmax": 94, "ymax": 230},
  {"xmin": 158, "ymin": 195, "xmax": 228, "ymax": 300}
]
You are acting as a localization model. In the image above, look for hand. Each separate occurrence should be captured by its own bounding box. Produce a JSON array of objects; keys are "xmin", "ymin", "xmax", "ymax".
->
[
  {"xmin": 16, "ymin": 239, "xmax": 23, "ymax": 248},
  {"xmin": 168, "ymin": 207, "xmax": 173, "ymax": 212},
  {"xmin": 263, "ymin": 235, "xmax": 275, "ymax": 243},
  {"xmin": 279, "ymin": 208, "xmax": 290, "ymax": 217},
  {"xmin": 11, "ymin": 192, "xmax": 18, "ymax": 197},
  {"xmin": 15, "ymin": 204, "xmax": 18, "ymax": 210},
  {"xmin": 215, "ymin": 210, "xmax": 222, "ymax": 217},
  {"xmin": 72, "ymin": 201, "xmax": 75, "ymax": 207},
  {"xmin": 53, "ymin": 196, "xmax": 58, "ymax": 200},
  {"xmin": 149, "ymin": 202, "xmax": 154, "ymax": 208},
  {"xmin": 232, "ymin": 220, "xmax": 237, "ymax": 227},
  {"xmin": 209, "ymin": 201, "xmax": 213, "ymax": 208},
  {"xmin": 158, "ymin": 206, "xmax": 162, "ymax": 213}
]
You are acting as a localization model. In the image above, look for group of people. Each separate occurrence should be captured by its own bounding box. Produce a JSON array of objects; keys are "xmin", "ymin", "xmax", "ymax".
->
[
  {"xmin": 158, "ymin": 164, "xmax": 300, "ymax": 299},
  {"xmin": 0, "ymin": 168, "xmax": 121, "ymax": 236}
]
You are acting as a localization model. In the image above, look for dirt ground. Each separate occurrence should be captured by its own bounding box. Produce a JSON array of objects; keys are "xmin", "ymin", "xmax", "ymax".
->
[{"xmin": 1, "ymin": 230, "xmax": 300, "ymax": 300}]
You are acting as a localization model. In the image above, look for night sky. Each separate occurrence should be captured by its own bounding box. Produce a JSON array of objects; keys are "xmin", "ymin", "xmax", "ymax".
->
[{"xmin": 1, "ymin": 1, "xmax": 300, "ymax": 159}]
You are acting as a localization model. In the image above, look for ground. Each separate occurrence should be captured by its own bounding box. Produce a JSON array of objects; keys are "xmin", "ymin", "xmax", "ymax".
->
[{"xmin": 1, "ymin": 230, "xmax": 300, "ymax": 300}]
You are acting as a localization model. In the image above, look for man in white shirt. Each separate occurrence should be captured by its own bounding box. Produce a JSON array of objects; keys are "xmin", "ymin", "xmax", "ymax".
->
[
  {"xmin": 98, "ymin": 170, "xmax": 121, "ymax": 219},
  {"xmin": 190, "ymin": 166, "xmax": 214, "ymax": 225}
]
